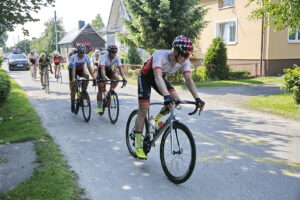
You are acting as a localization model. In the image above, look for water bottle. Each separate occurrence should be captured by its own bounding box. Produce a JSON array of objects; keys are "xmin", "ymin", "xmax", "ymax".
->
[{"xmin": 149, "ymin": 116, "xmax": 155, "ymax": 134}]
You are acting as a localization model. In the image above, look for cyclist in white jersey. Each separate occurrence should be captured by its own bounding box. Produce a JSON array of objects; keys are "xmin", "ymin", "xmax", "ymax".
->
[
  {"xmin": 96, "ymin": 45, "xmax": 127, "ymax": 114},
  {"xmin": 134, "ymin": 35, "xmax": 205, "ymax": 159},
  {"xmin": 69, "ymin": 44, "xmax": 95, "ymax": 112},
  {"xmin": 28, "ymin": 50, "xmax": 39, "ymax": 74},
  {"xmin": 91, "ymin": 49, "xmax": 101, "ymax": 75}
]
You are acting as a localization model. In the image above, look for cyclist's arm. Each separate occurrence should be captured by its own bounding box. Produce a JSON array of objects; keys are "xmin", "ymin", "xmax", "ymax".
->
[
  {"xmin": 72, "ymin": 66, "xmax": 76, "ymax": 81},
  {"xmin": 118, "ymin": 65, "xmax": 126, "ymax": 79},
  {"xmin": 153, "ymin": 68, "xmax": 170, "ymax": 96},
  {"xmin": 86, "ymin": 64, "xmax": 95, "ymax": 78},
  {"xmin": 183, "ymin": 72, "xmax": 199, "ymax": 99},
  {"xmin": 100, "ymin": 66, "xmax": 107, "ymax": 79}
]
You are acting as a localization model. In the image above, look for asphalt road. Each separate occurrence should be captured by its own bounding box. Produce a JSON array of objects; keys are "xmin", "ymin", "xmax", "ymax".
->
[{"xmin": 4, "ymin": 64, "xmax": 300, "ymax": 200}]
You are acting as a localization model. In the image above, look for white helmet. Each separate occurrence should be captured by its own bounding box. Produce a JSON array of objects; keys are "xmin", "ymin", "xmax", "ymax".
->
[{"xmin": 95, "ymin": 50, "xmax": 101, "ymax": 55}]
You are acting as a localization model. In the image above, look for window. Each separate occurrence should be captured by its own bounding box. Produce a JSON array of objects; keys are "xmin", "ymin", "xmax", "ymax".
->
[
  {"xmin": 216, "ymin": 19, "xmax": 237, "ymax": 44},
  {"xmin": 288, "ymin": 29, "xmax": 300, "ymax": 43},
  {"xmin": 220, "ymin": 0, "xmax": 235, "ymax": 8}
]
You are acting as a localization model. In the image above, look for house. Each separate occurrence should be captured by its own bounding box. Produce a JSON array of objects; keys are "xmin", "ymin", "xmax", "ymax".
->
[
  {"xmin": 58, "ymin": 21, "xmax": 106, "ymax": 59},
  {"xmin": 195, "ymin": 0, "xmax": 300, "ymax": 76},
  {"xmin": 105, "ymin": 0, "xmax": 149, "ymax": 61}
]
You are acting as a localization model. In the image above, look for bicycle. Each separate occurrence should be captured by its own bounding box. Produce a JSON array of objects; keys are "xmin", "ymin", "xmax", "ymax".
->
[
  {"xmin": 96, "ymin": 79, "xmax": 126, "ymax": 124},
  {"xmin": 73, "ymin": 78, "xmax": 94, "ymax": 122},
  {"xmin": 55, "ymin": 64, "xmax": 62, "ymax": 83},
  {"xmin": 42, "ymin": 68, "xmax": 51, "ymax": 94},
  {"xmin": 125, "ymin": 101, "xmax": 200, "ymax": 184}
]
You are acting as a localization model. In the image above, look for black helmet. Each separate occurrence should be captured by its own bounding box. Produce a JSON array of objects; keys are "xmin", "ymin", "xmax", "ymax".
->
[{"xmin": 107, "ymin": 44, "xmax": 118, "ymax": 53}]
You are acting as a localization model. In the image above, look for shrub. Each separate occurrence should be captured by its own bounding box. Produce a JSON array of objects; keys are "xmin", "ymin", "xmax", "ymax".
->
[
  {"xmin": 192, "ymin": 66, "xmax": 207, "ymax": 81},
  {"xmin": 0, "ymin": 70, "xmax": 11, "ymax": 103},
  {"xmin": 281, "ymin": 64, "xmax": 300, "ymax": 104},
  {"xmin": 167, "ymin": 70, "xmax": 185, "ymax": 83},
  {"xmin": 0, "ymin": 56, "xmax": 3, "ymax": 68},
  {"xmin": 126, "ymin": 47, "xmax": 143, "ymax": 65},
  {"xmin": 229, "ymin": 68, "xmax": 250, "ymax": 80},
  {"xmin": 204, "ymin": 37, "xmax": 229, "ymax": 80}
]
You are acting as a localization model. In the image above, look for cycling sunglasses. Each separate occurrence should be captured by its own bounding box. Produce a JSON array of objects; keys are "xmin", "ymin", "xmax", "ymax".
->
[
  {"xmin": 180, "ymin": 52, "xmax": 190, "ymax": 59},
  {"xmin": 78, "ymin": 51, "xmax": 85, "ymax": 54}
]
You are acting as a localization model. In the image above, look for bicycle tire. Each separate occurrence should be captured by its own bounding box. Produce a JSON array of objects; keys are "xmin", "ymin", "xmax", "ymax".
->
[
  {"xmin": 160, "ymin": 122, "xmax": 196, "ymax": 184},
  {"xmin": 74, "ymin": 91, "xmax": 80, "ymax": 115},
  {"xmin": 81, "ymin": 90, "xmax": 91, "ymax": 122},
  {"xmin": 125, "ymin": 109, "xmax": 148, "ymax": 158},
  {"xmin": 108, "ymin": 90, "xmax": 119, "ymax": 124}
]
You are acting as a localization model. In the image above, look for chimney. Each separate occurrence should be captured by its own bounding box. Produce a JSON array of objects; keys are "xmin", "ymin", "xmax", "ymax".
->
[{"xmin": 78, "ymin": 20, "xmax": 85, "ymax": 30}]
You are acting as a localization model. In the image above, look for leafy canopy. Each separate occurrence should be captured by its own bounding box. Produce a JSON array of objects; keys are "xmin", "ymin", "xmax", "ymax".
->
[
  {"xmin": 119, "ymin": 0, "xmax": 207, "ymax": 51},
  {"xmin": 0, "ymin": 0, "xmax": 55, "ymax": 35},
  {"xmin": 248, "ymin": 0, "xmax": 300, "ymax": 33},
  {"xmin": 91, "ymin": 14, "xmax": 105, "ymax": 36}
]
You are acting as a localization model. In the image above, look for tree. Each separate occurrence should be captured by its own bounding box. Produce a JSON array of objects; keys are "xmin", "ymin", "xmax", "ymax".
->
[
  {"xmin": 16, "ymin": 39, "xmax": 31, "ymax": 54},
  {"xmin": 248, "ymin": 0, "xmax": 300, "ymax": 33},
  {"xmin": 118, "ymin": 0, "xmax": 207, "ymax": 51},
  {"xmin": 30, "ymin": 18, "xmax": 65, "ymax": 55},
  {"xmin": 91, "ymin": 14, "xmax": 105, "ymax": 35},
  {"xmin": 125, "ymin": 47, "xmax": 143, "ymax": 64},
  {"xmin": 0, "ymin": 0, "xmax": 55, "ymax": 35},
  {"xmin": 0, "ymin": 33, "xmax": 8, "ymax": 47}
]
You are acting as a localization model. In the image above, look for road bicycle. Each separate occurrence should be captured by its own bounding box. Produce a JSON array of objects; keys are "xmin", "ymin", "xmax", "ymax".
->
[
  {"xmin": 73, "ymin": 78, "xmax": 94, "ymax": 122},
  {"xmin": 55, "ymin": 64, "xmax": 62, "ymax": 83},
  {"xmin": 96, "ymin": 79, "xmax": 126, "ymax": 124},
  {"xmin": 125, "ymin": 101, "xmax": 200, "ymax": 184},
  {"xmin": 42, "ymin": 68, "xmax": 51, "ymax": 94}
]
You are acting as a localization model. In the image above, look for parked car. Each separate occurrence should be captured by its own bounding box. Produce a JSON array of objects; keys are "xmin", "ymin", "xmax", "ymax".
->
[{"xmin": 8, "ymin": 54, "xmax": 29, "ymax": 71}]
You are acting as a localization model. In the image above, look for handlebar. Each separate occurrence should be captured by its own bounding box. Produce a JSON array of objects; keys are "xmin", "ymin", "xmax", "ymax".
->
[{"xmin": 96, "ymin": 79, "xmax": 127, "ymax": 88}]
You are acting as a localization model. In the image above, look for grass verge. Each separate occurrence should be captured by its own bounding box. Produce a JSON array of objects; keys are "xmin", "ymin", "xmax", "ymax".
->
[
  {"xmin": 244, "ymin": 93, "xmax": 300, "ymax": 120},
  {"xmin": 0, "ymin": 69, "xmax": 87, "ymax": 200}
]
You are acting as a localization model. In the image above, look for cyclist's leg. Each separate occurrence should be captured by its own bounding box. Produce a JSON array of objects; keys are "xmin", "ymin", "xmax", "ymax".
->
[
  {"xmin": 97, "ymin": 67, "xmax": 106, "ymax": 113},
  {"xmin": 110, "ymin": 70, "xmax": 119, "ymax": 90},
  {"xmin": 54, "ymin": 64, "xmax": 57, "ymax": 77},
  {"xmin": 40, "ymin": 68, "xmax": 44, "ymax": 87}
]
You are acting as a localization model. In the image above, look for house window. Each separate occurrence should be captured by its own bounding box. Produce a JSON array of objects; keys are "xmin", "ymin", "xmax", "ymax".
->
[
  {"xmin": 288, "ymin": 29, "xmax": 300, "ymax": 43},
  {"xmin": 216, "ymin": 19, "xmax": 237, "ymax": 44},
  {"xmin": 219, "ymin": 0, "xmax": 235, "ymax": 8}
]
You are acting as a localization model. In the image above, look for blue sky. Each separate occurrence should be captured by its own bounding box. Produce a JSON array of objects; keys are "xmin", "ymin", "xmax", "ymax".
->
[{"xmin": 7, "ymin": 0, "xmax": 113, "ymax": 47}]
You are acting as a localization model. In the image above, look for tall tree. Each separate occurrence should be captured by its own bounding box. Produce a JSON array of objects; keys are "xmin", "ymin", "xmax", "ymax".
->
[
  {"xmin": 91, "ymin": 14, "xmax": 105, "ymax": 35},
  {"xmin": 118, "ymin": 0, "xmax": 207, "ymax": 51},
  {"xmin": 0, "ymin": 0, "xmax": 55, "ymax": 35},
  {"xmin": 30, "ymin": 17, "xmax": 65, "ymax": 55},
  {"xmin": 16, "ymin": 39, "xmax": 31, "ymax": 54},
  {"xmin": 248, "ymin": 0, "xmax": 300, "ymax": 33}
]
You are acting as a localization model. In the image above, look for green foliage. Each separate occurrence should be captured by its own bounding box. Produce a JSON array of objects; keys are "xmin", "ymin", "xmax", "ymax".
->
[
  {"xmin": 0, "ymin": 69, "xmax": 10, "ymax": 103},
  {"xmin": 0, "ymin": 33, "xmax": 8, "ymax": 47},
  {"xmin": 30, "ymin": 18, "xmax": 65, "ymax": 55},
  {"xmin": 192, "ymin": 66, "xmax": 207, "ymax": 81},
  {"xmin": 204, "ymin": 37, "xmax": 229, "ymax": 80},
  {"xmin": 119, "ymin": 0, "xmax": 207, "ymax": 51},
  {"xmin": 91, "ymin": 14, "xmax": 105, "ymax": 36},
  {"xmin": 167, "ymin": 70, "xmax": 185, "ymax": 83},
  {"xmin": 118, "ymin": 51, "xmax": 128, "ymax": 64},
  {"xmin": 125, "ymin": 47, "xmax": 143, "ymax": 64},
  {"xmin": 0, "ymin": 0, "xmax": 55, "ymax": 35},
  {"xmin": 127, "ymin": 68, "xmax": 140, "ymax": 79},
  {"xmin": 0, "ymin": 56, "xmax": 3, "ymax": 67},
  {"xmin": 229, "ymin": 68, "xmax": 250, "ymax": 80},
  {"xmin": 281, "ymin": 64, "xmax": 300, "ymax": 103},
  {"xmin": 248, "ymin": 0, "xmax": 300, "ymax": 33},
  {"xmin": 16, "ymin": 39, "xmax": 31, "ymax": 54}
]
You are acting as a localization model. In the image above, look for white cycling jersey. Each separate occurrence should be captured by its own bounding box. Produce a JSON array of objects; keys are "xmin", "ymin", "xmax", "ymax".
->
[
  {"xmin": 141, "ymin": 50, "xmax": 191, "ymax": 76},
  {"xmin": 28, "ymin": 53, "xmax": 39, "ymax": 64},
  {"xmin": 91, "ymin": 53, "xmax": 101, "ymax": 66},
  {"xmin": 99, "ymin": 54, "xmax": 122, "ymax": 68},
  {"xmin": 70, "ymin": 53, "xmax": 91, "ymax": 70}
]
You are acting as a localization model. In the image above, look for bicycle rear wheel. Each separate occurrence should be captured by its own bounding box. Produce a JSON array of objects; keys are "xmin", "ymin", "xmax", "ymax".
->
[
  {"xmin": 125, "ymin": 109, "xmax": 148, "ymax": 158},
  {"xmin": 108, "ymin": 90, "xmax": 119, "ymax": 124},
  {"xmin": 160, "ymin": 122, "xmax": 196, "ymax": 184},
  {"xmin": 81, "ymin": 90, "xmax": 91, "ymax": 122}
]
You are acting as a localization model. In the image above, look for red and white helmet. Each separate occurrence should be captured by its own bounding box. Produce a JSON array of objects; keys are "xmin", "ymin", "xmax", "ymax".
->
[
  {"xmin": 172, "ymin": 35, "xmax": 193, "ymax": 57},
  {"xmin": 107, "ymin": 44, "xmax": 118, "ymax": 53}
]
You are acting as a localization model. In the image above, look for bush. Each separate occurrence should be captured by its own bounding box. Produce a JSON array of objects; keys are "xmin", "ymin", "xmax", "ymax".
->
[
  {"xmin": 0, "ymin": 56, "xmax": 3, "ymax": 68},
  {"xmin": 167, "ymin": 70, "xmax": 185, "ymax": 83},
  {"xmin": 229, "ymin": 68, "xmax": 250, "ymax": 80},
  {"xmin": 192, "ymin": 66, "xmax": 207, "ymax": 81},
  {"xmin": 204, "ymin": 37, "xmax": 229, "ymax": 80},
  {"xmin": 126, "ymin": 47, "xmax": 143, "ymax": 65},
  {"xmin": 127, "ymin": 68, "xmax": 140, "ymax": 79},
  {"xmin": 0, "ymin": 70, "xmax": 11, "ymax": 103},
  {"xmin": 281, "ymin": 64, "xmax": 300, "ymax": 104}
]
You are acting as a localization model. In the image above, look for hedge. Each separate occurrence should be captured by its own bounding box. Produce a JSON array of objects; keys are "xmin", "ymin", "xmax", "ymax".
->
[{"xmin": 0, "ymin": 69, "xmax": 11, "ymax": 103}]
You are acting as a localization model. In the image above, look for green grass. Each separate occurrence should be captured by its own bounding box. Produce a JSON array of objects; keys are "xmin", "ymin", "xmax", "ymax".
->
[
  {"xmin": 127, "ymin": 76, "xmax": 283, "ymax": 88},
  {"xmin": 0, "ymin": 69, "xmax": 87, "ymax": 200},
  {"xmin": 245, "ymin": 93, "xmax": 300, "ymax": 120}
]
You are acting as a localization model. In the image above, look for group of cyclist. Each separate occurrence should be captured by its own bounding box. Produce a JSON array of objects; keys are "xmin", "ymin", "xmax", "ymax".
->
[
  {"xmin": 27, "ymin": 35, "xmax": 205, "ymax": 160},
  {"xmin": 27, "ymin": 50, "xmax": 64, "ymax": 89}
]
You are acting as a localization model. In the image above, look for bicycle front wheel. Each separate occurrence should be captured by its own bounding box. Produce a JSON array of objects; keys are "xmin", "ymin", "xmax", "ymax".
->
[
  {"xmin": 160, "ymin": 122, "xmax": 196, "ymax": 184},
  {"xmin": 81, "ymin": 90, "xmax": 91, "ymax": 122},
  {"xmin": 108, "ymin": 90, "xmax": 119, "ymax": 124}
]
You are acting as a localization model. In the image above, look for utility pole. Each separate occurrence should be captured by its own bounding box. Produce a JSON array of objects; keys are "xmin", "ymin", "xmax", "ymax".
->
[{"xmin": 54, "ymin": 10, "xmax": 58, "ymax": 51}]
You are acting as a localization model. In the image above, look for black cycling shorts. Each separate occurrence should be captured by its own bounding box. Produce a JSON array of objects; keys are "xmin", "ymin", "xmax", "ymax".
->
[
  {"xmin": 137, "ymin": 70, "xmax": 175, "ymax": 102},
  {"xmin": 97, "ymin": 67, "xmax": 115, "ymax": 80},
  {"xmin": 30, "ymin": 59, "xmax": 36, "ymax": 64},
  {"xmin": 69, "ymin": 67, "xmax": 85, "ymax": 81}
]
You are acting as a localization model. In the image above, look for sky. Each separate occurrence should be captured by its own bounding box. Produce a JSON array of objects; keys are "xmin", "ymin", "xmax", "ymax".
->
[{"xmin": 6, "ymin": 0, "xmax": 113, "ymax": 47}]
